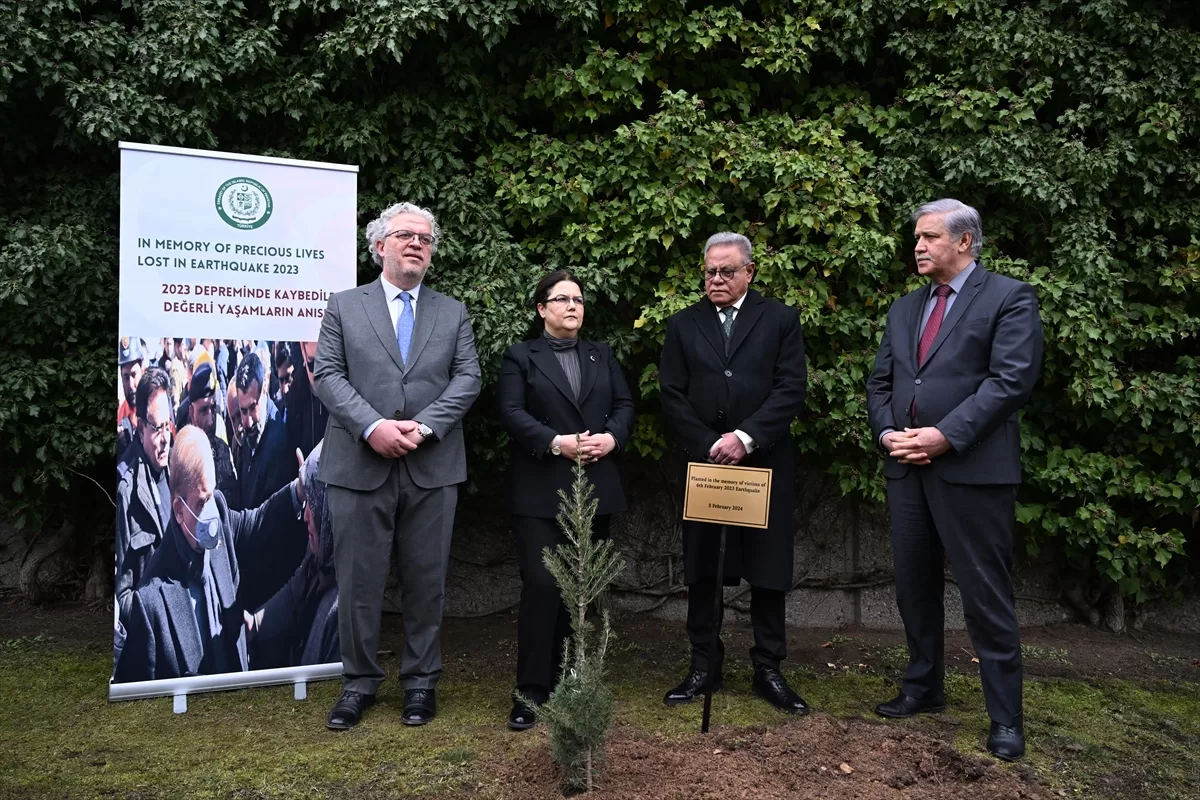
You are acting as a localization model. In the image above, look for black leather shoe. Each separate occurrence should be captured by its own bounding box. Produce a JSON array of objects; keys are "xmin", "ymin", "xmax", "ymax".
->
[
  {"xmin": 874, "ymin": 693, "xmax": 946, "ymax": 719},
  {"xmin": 402, "ymin": 688, "xmax": 437, "ymax": 726},
  {"xmin": 752, "ymin": 666, "xmax": 810, "ymax": 715},
  {"xmin": 507, "ymin": 698, "xmax": 538, "ymax": 730},
  {"xmin": 663, "ymin": 669, "xmax": 722, "ymax": 706},
  {"xmin": 987, "ymin": 720, "xmax": 1025, "ymax": 761},
  {"xmin": 326, "ymin": 690, "xmax": 375, "ymax": 730}
]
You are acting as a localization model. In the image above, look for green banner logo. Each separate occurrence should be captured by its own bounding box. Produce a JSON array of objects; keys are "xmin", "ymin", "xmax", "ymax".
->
[{"xmin": 215, "ymin": 177, "xmax": 273, "ymax": 230}]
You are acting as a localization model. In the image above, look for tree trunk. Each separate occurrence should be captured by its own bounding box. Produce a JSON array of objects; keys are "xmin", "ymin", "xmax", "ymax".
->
[
  {"xmin": 84, "ymin": 547, "xmax": 112, "ymax": 605},
  {"xmin": 1100, "ymin": 589, "xmax": 1126, "ymax": 634},
  {"xmin": 17, "ymin": 520, "xmax": 75, "ymax": 603}
]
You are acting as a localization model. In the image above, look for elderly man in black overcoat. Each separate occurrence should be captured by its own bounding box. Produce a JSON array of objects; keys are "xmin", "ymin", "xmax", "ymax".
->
[{"xmin": 658, "ymin": 231, "xmax": 808, "ymax": 713}]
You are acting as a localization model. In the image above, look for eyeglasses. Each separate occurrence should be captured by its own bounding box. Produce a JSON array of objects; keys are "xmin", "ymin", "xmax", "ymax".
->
[
  {"xmin": 704, "ymin": 266, "xmax": 747, "ymax": 282},
  {"xmin": 383, "ymin": 229, "xmax": 436, "ymax": 247},
  {"xmin": 145, "ymin": 420, "xmax": 171, "ymax": 438},
  {"xmin": 545, "ymin": 295, "xmax": 585, "ymax": 306}
]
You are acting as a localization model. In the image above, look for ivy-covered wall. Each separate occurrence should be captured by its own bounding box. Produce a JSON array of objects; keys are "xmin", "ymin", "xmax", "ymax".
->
[{"xmin": 1, "ymin": 0, "xmax": 1197, "ymax": 613}]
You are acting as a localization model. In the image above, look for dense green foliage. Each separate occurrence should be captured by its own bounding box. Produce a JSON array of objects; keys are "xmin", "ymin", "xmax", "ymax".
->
[{"xmin": 1, "ymin": 0, "xmax": 1197, "ymax": 607}]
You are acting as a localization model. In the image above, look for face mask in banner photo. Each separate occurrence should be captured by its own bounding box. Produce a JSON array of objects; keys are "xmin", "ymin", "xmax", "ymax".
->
[{"xmin": 181, "ymin": 495, "xmax": 222, "ymax": 550}]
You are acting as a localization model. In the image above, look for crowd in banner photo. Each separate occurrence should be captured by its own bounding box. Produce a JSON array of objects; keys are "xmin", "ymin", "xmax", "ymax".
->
[{"xmin": 112, "ymin": 335, "xmax": 336, "ymax": 683}]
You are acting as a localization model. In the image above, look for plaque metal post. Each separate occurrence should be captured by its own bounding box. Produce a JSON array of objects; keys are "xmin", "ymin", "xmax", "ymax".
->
[{"xmin": 700, "ymin": 524, "xmax": 727, "ymax": 734}]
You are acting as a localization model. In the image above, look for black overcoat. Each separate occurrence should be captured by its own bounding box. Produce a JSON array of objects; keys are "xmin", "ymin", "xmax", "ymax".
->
[
  {"xmin": 659, "ymin": 289, "xmax": 807, "ymax": 591},
  {"xmin": 497, "ymin": 337, "xmax": 635, "ymax": 518}
]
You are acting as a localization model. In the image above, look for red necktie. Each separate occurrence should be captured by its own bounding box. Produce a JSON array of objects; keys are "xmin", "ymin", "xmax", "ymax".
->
[{"xmin": 918, "ymin": 284, "xmax": 953, "ymax": 364}]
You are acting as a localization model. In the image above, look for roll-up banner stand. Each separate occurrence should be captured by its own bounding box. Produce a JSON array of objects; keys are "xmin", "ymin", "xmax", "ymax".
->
[{"xmin": 111, "ymin": 143, "xmax": 357, "ymax": 702}]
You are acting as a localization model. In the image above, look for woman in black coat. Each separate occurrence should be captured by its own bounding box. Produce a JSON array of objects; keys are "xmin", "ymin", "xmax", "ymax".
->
[{"xmin": 497, "ymin": 270, "xmax": 635, "ymax": 730}]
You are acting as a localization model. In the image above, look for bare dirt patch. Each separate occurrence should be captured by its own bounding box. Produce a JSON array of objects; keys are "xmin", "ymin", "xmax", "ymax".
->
[{"xmin": 485, "ymin": 715, "xmax": 1046, "ymax": 800}]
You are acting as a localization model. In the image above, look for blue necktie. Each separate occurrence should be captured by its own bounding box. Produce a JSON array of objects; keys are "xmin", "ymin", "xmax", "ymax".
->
[{"xmin": 396, "ymin": 291, "xmax": 414, "ymax": 364}]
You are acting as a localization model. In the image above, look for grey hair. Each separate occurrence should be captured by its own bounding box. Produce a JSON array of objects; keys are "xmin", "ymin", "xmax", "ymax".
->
[
  {"xmin": 365, "ymin": 202, "xmax": 441, "ymax": 265},
  {"xmin": 910, "ymin": 198, "xmax": 984, "ymax": 258},
  {"xmin": 703, "ymin": 232, "xmax": 752, "ymax": 264}
]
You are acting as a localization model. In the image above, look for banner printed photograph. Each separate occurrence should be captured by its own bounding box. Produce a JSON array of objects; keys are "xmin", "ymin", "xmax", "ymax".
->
[
  {"xmin": 113, "ymin": 336, "xmax": 338, "ymax": 683},
  {"xmin": 113, "ymin": 144, "xmax": 356, "ymax": 693}
]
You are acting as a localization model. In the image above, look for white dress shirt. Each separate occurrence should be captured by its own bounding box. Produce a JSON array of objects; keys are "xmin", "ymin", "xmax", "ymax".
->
[
  {"xmin": 363, "ymin": 276, "xmax": 423, "ymax": 440},
  {"xmin": 709, "ymin": 291, "xmax": 757, "ymax": 457}
]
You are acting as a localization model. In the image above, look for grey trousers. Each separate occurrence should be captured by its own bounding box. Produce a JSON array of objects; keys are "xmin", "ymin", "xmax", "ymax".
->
[{"xmin": 328, "ymin": 461, "xmax": 457, "ymax": 694}]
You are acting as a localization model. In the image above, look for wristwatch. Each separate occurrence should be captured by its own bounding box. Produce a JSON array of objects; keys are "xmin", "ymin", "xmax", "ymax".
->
[
  {"xmin": 550, "ymin": 435, "xmax": 562, "ymax": 456},
  {"xmin": 415, "ymin": 422, "xmax": 434, "ymax": 442}
]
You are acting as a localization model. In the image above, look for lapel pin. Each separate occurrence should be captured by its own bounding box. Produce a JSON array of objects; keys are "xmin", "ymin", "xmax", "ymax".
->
[{"xmin": 590, "ymin": 355, "xmax": 596, "ymax": 361}]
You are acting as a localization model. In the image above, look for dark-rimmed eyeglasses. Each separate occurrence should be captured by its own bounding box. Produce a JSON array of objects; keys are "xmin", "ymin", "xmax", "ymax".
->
[
  {"xmin": 545, "ymin": 295, "xmax": 585, "ymax": 306},
  {"xmin": 383, "ymin": 229, "xmax": 436, "ymax": 247},
  {"xmin": 704, "ymin": 266, "xmax": 747, "ymax": 282}
]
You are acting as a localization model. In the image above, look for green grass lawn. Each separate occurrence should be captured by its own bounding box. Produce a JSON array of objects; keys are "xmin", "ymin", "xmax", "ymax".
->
[{"xmin": 1, "ymin": 636, "xmax": 1197, "ymax": 799}]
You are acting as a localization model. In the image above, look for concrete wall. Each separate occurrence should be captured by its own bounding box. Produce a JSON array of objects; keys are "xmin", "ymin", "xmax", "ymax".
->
[{"xmin": 1, "ymin": 458, "xmax": 1193, "ymax": 633}]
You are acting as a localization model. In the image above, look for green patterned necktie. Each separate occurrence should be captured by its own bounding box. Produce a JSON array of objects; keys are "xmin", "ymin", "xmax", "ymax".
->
[{"xmin": 721, "ymin": 307, "xmax": 735, "ymax": 338}]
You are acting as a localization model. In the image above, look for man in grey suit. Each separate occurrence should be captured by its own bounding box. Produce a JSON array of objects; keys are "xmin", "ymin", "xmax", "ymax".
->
[
  {"xmin": 867, "ymin": 198, "xmax": 1043, "ymax": 761},
  {"xmin": 313, "ymin": 201, "xmax": 481, "ymax": 730}
]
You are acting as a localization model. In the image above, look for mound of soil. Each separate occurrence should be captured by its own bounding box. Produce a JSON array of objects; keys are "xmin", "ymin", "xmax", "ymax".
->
[{"xmin": 488, "ymin": 714, "xmax": 1046, "ymax": 799}]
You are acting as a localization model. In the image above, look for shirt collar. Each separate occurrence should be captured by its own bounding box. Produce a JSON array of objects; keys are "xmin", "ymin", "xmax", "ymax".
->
[
  {"xmin": 934, "ymin": 260, "xmax": 976, "ymax": 297},
  {"xmin": 381, "ymin": 274, "xmax": 421, "ymax": 303},
  {"xmin": 717, "ymin": 290, "xmax": 749, "ymax": 313}
]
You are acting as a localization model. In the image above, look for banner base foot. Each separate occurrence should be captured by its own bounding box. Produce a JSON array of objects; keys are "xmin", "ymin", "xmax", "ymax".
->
[
  {"xmin": 294, "ymin": 681, "xmax": 307, "ymax": 701},
  {"xmin": 173, "ymin": 694, "xmax": 187, "ymax": 714}
]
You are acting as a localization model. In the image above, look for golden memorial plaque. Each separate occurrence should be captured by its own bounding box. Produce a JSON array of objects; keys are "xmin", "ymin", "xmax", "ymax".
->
[{"xmin": 682, "ymin": 463, "xmax": 772, "ymax": 529}]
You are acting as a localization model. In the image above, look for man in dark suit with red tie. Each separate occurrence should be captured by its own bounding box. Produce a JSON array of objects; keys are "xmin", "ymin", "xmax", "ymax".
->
[{"xmin": 867, "ymin": 199, "xmax": 1044, "ymax": 761}]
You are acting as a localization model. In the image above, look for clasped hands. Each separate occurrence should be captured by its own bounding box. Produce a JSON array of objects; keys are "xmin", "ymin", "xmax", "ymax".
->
[
  {"xmin": 367, "ymin": 419, "xmax": 426, "ymax": 459},
  {"xmin": 556, "ymin": 430, "xmax": 616, "ymax": 463},
  {"xmin": 882, "ymin": 427, "xmax": 951, "ymax": 465},
  {"xmin": 708, "ymin": 431, "xmax": 747, "ymax": 465}
]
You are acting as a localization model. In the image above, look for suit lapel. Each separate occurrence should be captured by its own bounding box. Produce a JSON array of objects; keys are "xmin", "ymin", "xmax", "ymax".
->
[
  {"xmin": 136, "ymin": 463, "xmax": 166, "ymax": 538},
  {"xmin": 529, "ymin": 338, "xmax": 582, "ymax": 412},
  {"xmin": 909, "ymin": 286, "xmax": 928, "ymax": 368},
  {"xmin": 362, "ymin": 279, "xmax": 406, "ymax": 373},
  {"xmin": 727, "ymin": 290, "xmax": 765, "ymax": 359},
  {"xmin": 161, "ymin": 581, "xmax": 203, "ymax": 675},
  {"xmin": 695, "ymin": 299, "xmax": 727, "ymax": 361},
  {"xmin": 403, "ymin": 288, "xmax": 440, "ymax": 375},
  {"xmin": 577, "ymin": 341, "xmax": 600, "ymax": 404},
  {"xmin": 208, "ymin": 537, "xmax": 237, "ymax": 620},
  {"xmin": 917, "ymin": 266, "xmax": 986, "ymax": 372}
]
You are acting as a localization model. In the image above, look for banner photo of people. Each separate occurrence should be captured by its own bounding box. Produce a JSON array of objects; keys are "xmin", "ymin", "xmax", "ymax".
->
[{"xmin": 111, "ymin": 143, "xmax": 357, "ymax": 701}]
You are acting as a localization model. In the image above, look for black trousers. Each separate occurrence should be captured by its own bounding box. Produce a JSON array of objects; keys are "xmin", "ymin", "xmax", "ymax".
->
[
  {"xmin": 686, "ymin": 579, "xmax": 786, "ymax": 673},
  {"xmin": 512, "ymin": 514, "xmax": 611, "ymax": 704},
  {"xmin": 888, "ymin": 468, "xmax": 1023, "ymax": 726}
]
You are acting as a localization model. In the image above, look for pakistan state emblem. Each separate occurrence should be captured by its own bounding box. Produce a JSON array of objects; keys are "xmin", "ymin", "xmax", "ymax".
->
[{"xmin": 215, "ymin": 177, "xmax": 273, "ymax": 230}]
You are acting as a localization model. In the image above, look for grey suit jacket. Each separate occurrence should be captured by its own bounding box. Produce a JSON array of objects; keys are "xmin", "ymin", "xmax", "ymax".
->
[
  {"xmin": 866, "ymin": 264, "xmax": 1044, "ymax": 484},
  {"xmin": 313, "ymin": 277, "xmax": 481, "ymax": 491}
]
